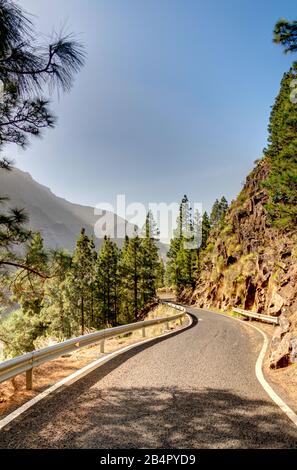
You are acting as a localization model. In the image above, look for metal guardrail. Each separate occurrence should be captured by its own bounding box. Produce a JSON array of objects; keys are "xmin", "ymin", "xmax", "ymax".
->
[
  {"xmin": 0, "ymin": 303, "xmax": 186, "ymax": 390},
  {"xmin": 233, "ymin": 308, "xmax": 279, "ymax": 325}
]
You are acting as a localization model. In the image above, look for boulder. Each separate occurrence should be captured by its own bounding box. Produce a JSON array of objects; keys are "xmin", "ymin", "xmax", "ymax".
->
[
  {"xmin": 290, "ymin": 338, "xmax": 297, "ymax": 364},
  {"xmin": 268, "ymin": 291, "xmax": 284, "ymax": 316},
  {"xmin": 270, "ymin": 332, "xmax": 291, "ymax": 369},
  {"xmin": 278, "ymin": 315, "xmax": 291, "ymax": 335},
  {"xmin": 270, "ymin": 326, "xmax": 282, "ymax": 351}
]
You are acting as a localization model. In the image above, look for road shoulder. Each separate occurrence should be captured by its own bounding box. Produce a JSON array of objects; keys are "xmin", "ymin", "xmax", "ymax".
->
[{"xmin": 190, "ymin": 305, "xmax": 297, "ymax": 424}]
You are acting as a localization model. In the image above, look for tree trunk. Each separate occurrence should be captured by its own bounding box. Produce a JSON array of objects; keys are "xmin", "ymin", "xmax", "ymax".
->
[
  {"xmin": 81, "ymin": 296, "xmax": 85, "ymax": 335},
  {"xmin": 60, "ymin": 300, "xmax": 65, "ymax": 336},
  {"xmin": 107, "ymin": 279, "xmax": 110, "ymax": 325},
  {"xmin": 134, "ymin": 263, "xmax": 138, "ymax": 320},
  {"xmin": 91, "ymin": 291, "xmax": 94, "ymax": 326}
]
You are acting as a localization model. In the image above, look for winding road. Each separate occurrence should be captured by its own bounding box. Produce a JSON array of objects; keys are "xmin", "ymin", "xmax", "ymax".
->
[{"xmin": 1, "ymin": 307, "xmax": 297, "ymax": 448}]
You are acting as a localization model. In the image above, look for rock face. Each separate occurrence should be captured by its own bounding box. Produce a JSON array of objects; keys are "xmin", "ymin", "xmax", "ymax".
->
[{"xmin": 190, "ymin": 159, "xmax": 297, "ymax": 369}]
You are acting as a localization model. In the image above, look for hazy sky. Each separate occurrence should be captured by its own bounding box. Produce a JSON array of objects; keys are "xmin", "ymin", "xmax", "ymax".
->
[{"xmin": 9, "ymin": 0, "xmax": 296, "ymax": 213}]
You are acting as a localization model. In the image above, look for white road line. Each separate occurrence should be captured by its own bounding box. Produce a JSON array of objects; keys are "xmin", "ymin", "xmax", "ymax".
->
[
  {"xmin": 0, "ymin": 313, "xmax": 193, "ymax": 431},
  {"xmin": 194, "ymin": 307, "xmax": 297, "ymax": 428}
]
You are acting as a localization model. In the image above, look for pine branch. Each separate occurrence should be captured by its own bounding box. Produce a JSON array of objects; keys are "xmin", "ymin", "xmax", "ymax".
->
[{"xmin": 0, "ymin": 261, "xmax": 49, "ymax": 278}]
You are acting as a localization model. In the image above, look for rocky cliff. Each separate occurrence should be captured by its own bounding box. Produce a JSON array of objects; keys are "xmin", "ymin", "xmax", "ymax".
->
[{"xmin": 190, "ymin": 158, "xmax": 297, "ymax": 369}]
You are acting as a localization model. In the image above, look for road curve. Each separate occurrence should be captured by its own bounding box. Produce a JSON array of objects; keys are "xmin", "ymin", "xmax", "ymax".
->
[{"xmin": 1, "ymin": 307, "xmax": 297, "ymax": 449}]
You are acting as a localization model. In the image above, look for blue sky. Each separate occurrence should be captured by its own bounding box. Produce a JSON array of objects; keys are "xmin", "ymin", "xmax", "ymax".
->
[{"xmin": 10, "ymin": 0, "xmax": 297, "ymax": 213}]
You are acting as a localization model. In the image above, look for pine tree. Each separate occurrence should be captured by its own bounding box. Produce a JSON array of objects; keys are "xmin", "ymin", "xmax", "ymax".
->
[
  {"xmin": 263, "ymin": 21, "xmax": 297, "ymax": 228},
  {"xmin": 157, "ymin": 258, "xmax": 165, "ymax": 288},
  {"xmin": 210, "ymin": 197, "xmax": 228, "ymax": 227},
  {"xmin": 175, "ymin": 195, "xmax": 192, "ymax": 240},
  {"xmin": 41, "ymin": 250, "xmax": 73, "ymax": 339},
  {"xmin": 166, "ymin": 238, "xmax": 182, "ymax": 289},
  {"xmin": 193, "ymin": 209, "xmax": 203, "ymax": 276},
  {"xmin": 210, "ymin": 199, "xmax": 220, "ymax": 227},
  {"xmin": 12, "ymin": 232, "xmax": 48, "ymax": 317},
  {"xmin": 120, "ymin": 235, "xmax": 143, "ymax": 321},
  {"xmin": 201, "ymin": 212, "xmax": 211, "ymax": 249},
  {"xmin": 0, "ymin": 0, "xmax": 84, "ymax": 278},
  {"xmin": 63, "ymin": 229, "xmax": 97, "ymax": 335},
  {"xmin": 166, "ymin": 196, "xmax": 197, "ymax": 295},
  {"xmin": 140, "ymin": 212, "xmax": 161, "ymax": 304},
  {"xmin": 273, "ymin": 19, "xmax": 297, "ymax": 54},
  {"xmin": 0, "ymin": 0, "xmax": 85, "ymax": 153},
  {"xmin": 4, "ymin": 233, "xmax": 50, "ymax": 354},
  {"xmin": 97, "ymin": 236, "xmax": 120, "ymax": 326},
  {"xmin": 219, "ymin": 196, "xmax": 228, "ymax": 221},
  {"xmin": 142, "ymin": 210, "xmax": 160, "ymax": 239}
]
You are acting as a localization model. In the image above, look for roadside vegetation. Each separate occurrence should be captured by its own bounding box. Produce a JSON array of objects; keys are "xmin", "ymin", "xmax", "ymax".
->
[
  {"xmin": 264, "ymin": 20, "xmax": 297, "ymax": 228},
  {"xmin": 0, "ymin": 225, "xmax": 163, "ymax": 358},
  {"xmin": 165, "ymin": 194, "xmax": 228, "ymax": 297},
  {"xmin": 0, "ymin": 303, "xmax": 185, "ymax": 415}
]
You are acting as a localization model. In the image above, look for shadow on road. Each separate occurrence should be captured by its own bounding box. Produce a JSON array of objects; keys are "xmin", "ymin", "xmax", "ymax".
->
[
  {"xmin": 1, "ymin": 385, "xmax": 297, "ymax": 448},
  {"xmin": 0, "ymin": 384, "xmax": 297, "ymax": 449},
  {"xmin": 1, "ymin": 313, "xmax": 297, "ymax": 449}
]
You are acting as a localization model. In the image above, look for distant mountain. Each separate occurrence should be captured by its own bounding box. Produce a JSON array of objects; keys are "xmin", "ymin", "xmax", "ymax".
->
[
  {"xmin": 0, "ymin": 168, "xmax": 134, "ymax": 252},
  {"xmin": 0, "ymin": 168, "xmax": 168, "ymax": 257}
]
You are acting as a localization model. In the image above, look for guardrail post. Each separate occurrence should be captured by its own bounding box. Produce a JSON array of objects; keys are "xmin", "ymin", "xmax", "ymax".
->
[
  {"xmin": 26, "ymin": 369, "xmax": 33, "ymax": 390},
  {"xmin": 0, "ymin": 305, "xmax": 187, "ymax": 386}
]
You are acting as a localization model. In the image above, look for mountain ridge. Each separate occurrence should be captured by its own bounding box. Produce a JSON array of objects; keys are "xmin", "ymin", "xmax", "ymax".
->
[{"xmin": 0, "ymin": 167, "xmax": 132, "ymax": 252}]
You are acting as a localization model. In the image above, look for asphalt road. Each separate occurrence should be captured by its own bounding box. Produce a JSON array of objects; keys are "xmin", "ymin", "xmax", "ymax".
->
[{"xmin": 1, "ymin": 307, "xmax": 297, "ymax": 449}]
